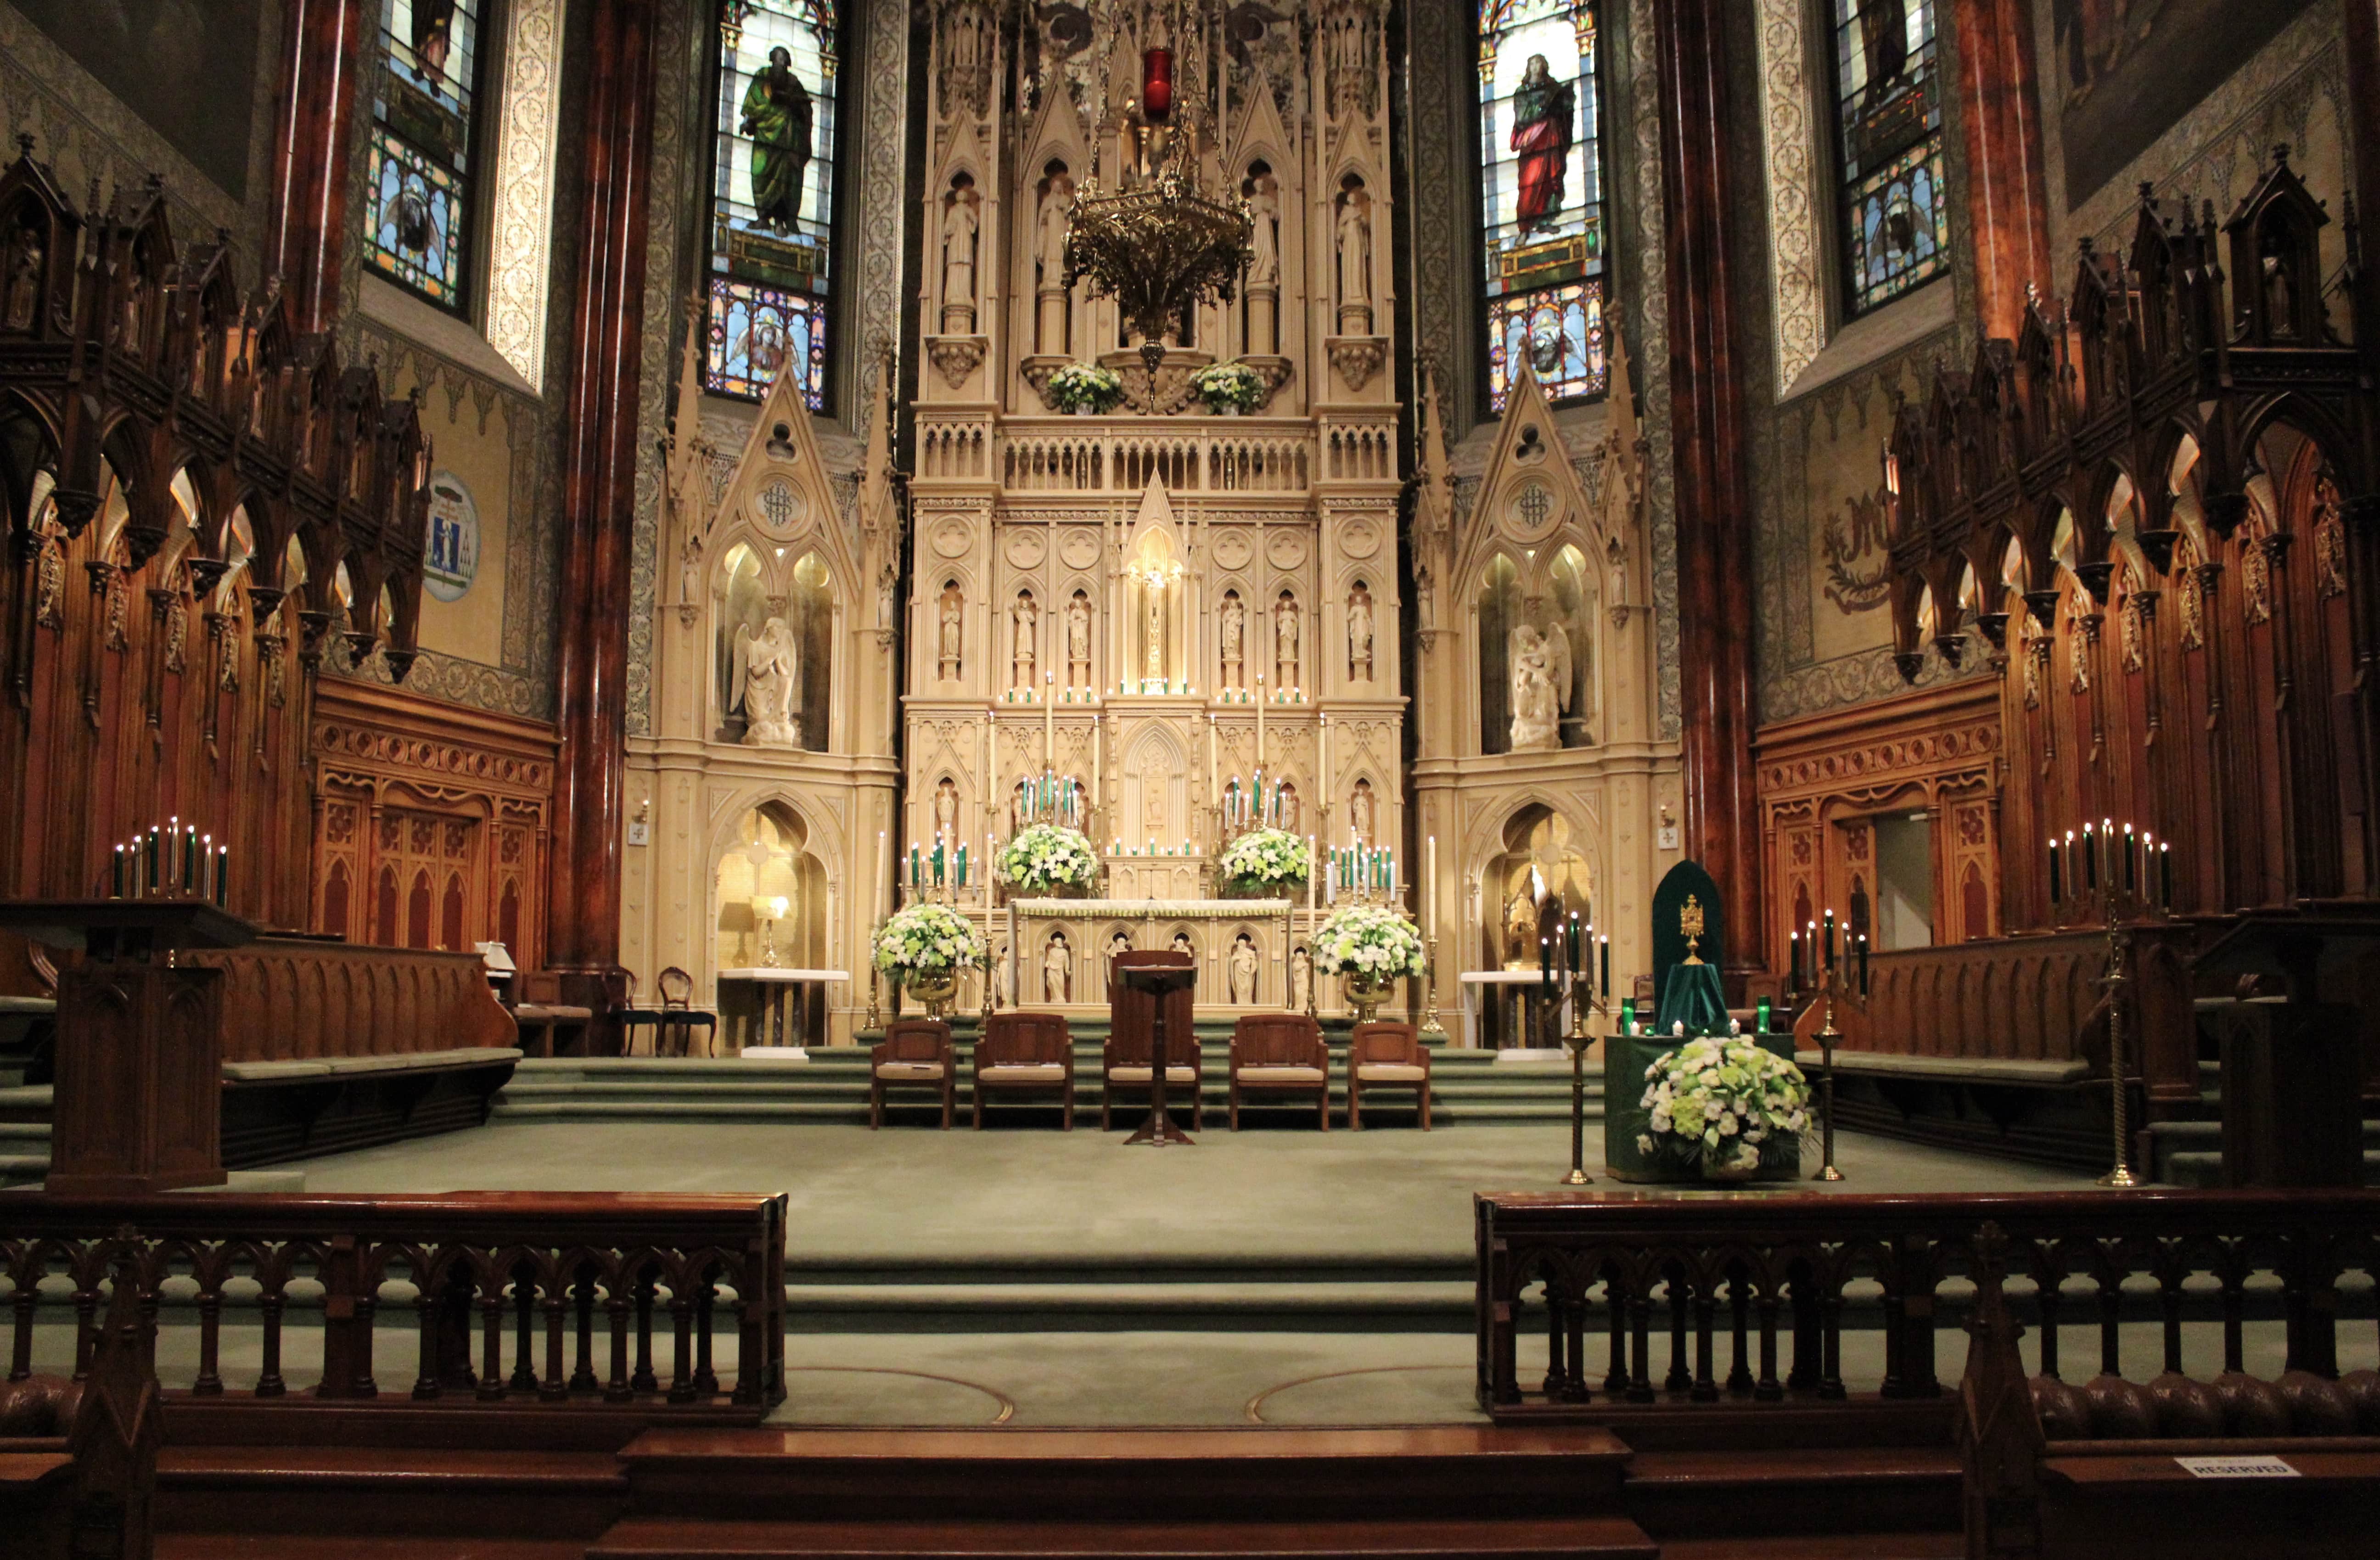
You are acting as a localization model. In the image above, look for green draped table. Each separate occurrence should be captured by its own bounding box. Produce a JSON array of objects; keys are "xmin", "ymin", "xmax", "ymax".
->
[{"xmin": 1602, "ymin": 1023, "xmax": 1802, "ymax": 1184}]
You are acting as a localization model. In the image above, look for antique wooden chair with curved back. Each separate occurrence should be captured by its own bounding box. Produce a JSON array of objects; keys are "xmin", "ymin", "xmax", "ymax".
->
[
  {"xmin": 653, "ymin": 966, "xmax": 719, "ymax": 1058},
  {"xmin": 1346, "ymin": 1020, "xmax": 1431, "ymax": 1129},
  {"xmin": 1228, "ymin": 1012, "xmax": 1330, "ymax": 1130},
  {"xmin": 870, "ymin": 1017, "xmax": 956, "ymax": 1128},
  {"xmin": 972, "ymin": 1010, "xmax": 1075, "ymax": 1128}
]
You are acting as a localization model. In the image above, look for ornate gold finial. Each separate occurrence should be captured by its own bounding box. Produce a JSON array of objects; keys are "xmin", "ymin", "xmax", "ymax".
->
[{"xmin": 1680, "ymin": 892, "xmax": 1706, "ymax": 965}]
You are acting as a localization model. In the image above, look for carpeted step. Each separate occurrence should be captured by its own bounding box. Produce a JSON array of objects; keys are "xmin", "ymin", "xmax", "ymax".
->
[{"xmin": 779, "ymin": 1278, "xmax": 1476, "ymax": 1333}]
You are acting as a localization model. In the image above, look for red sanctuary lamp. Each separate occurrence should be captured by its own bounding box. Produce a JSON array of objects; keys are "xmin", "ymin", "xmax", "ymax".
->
[{"xmin": 1141, "ymin": 48, "xmax": 1173, "ymax": 120}]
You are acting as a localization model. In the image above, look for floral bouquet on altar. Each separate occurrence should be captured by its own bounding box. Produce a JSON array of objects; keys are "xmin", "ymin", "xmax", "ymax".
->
[
  {"xmin": 1189, "ymin": 360, "xmax": 1264, "ymax": 415},
  {"xmin": 1636, "ymin": 1036, "xmax": 1811, "ymax": 1181},
  {"xmin": 1311, "ymin": 903, "xmax": 1427, "ymax": 982},
  {"xmin": 999, "ymin": 823, "xmax": 1100, "ymax": 895},
  {"xmin": 1218, "ymin": 827, "xmax": 1310, "ymax": 898},
  {"xmin": 873, "ymin": 902, "xmax": 985, "ymax": 984},
  {"xmin": 1048, "ymin": 362, "xmax": 1123, "ymax": 415}
]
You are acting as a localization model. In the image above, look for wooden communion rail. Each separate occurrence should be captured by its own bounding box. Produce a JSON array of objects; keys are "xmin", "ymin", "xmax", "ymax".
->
[{"xmin": 0, "ymin": 1192, "xmax": 786, "ymax": 1416}]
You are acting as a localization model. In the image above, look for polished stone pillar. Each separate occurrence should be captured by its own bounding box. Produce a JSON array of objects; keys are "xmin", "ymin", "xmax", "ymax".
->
[
  {"xmin": 1949, "ymin": 0, "xmax": 2054, "ymax": 344},
  {"xmin": 265, "ymin": 0, "xmax": 369, "ymax": 335},
  {"xmin": 549, "ymin": 0, "xmax": 658, "ymax": 1025}
]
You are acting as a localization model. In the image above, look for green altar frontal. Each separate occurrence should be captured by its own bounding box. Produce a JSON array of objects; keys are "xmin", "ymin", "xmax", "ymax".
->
[{"xmin": 1603, "ymin": 1027, "xmax": 1802, "ymax": 1184}]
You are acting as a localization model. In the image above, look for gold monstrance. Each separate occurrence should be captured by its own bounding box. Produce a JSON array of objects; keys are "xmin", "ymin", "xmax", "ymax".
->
[{"xmin": 1679, "ymin": 893, "xmax": 1706, "ymax": 965}]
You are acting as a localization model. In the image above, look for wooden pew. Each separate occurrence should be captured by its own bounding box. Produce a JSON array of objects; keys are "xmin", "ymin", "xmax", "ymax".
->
[{"xmin": 184, "ymin": 936, "xmax": 521, "ymax": 1166}]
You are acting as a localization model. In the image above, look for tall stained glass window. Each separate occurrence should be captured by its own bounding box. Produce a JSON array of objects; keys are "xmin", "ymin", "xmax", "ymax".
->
[
  {"xmin": 1479, "ymin": 0, "xmax": 1605, "ymax": 410},
  {"xmin": 1830, "ymin": 0, "xmax": 1948, "ymax": 316},
  {"xmin": 707, "ymin": 0, "xmax": 840, "ymax": 409},
  {"xmin": 367, "ymin": 0, "xmax": 487, "ymax": 312}
]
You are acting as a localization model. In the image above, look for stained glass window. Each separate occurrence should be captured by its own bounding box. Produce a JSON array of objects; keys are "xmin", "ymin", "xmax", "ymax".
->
[
  {"xmin": 1478, "ymin": 0, "xmax": 1605, "ymax": 410},
  {"xmin": 707, "ymin": 0, "xmax": 840, "ymax": 409},
  {"xmin": 366, "ymin": 0, "xmax": 485, "ymax": 312},
  {"xmin": 1830, "ymin": 0, "xmax": 1948, "ymax": 317}
]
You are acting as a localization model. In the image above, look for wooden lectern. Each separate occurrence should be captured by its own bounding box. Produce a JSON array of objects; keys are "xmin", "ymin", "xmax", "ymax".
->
[
  {"xmin": 0, "ymin": 899, "xmax": 258, "ymax": 1194},
  {"xmin": 1112, "ymin": 950, "xmax": 1198, "ymax": 1147}
]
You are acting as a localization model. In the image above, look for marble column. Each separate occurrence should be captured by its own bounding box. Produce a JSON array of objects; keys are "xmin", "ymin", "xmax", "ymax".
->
[
  {"xmin": 264, "ymin": 0, "xmax": 370, "ymax": 335},
  {"xmin": 1949, "ymin": 0, "xmax": 2054, "ymax": 345}
]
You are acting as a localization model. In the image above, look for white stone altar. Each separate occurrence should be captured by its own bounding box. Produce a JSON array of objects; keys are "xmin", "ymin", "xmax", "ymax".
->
[
  {"xmin": 1002, "ymin": 898, "xmax": 1323, "ymax": 1013},
  {"xmin": 718, "ymin": 967, "xmax": 849, "ymax": 1054}
]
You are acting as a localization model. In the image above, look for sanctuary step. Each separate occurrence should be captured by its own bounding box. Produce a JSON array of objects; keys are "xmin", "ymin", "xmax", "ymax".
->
[
  {"xmin": 492, "ymin": 1038, "xmax": 1600, "ymax": 1128},
  {"xmin": 586, "ymin": 1425, "xmax": 1654, "ymax": 1560}
]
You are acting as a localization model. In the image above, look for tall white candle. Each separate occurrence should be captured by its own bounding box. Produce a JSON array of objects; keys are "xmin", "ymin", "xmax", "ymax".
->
[
  {"xmin": 876, "ymin": 829, "xmax": 888, "ymax": 925},
  {"xmin": 1308, "ymin": 835, "xmax": 1318, "ymax": 913},
  {"xmin": 1256, "ymin": 672, "xmax": 1266, "ymax": 765},
  {"xmin": 1426, "ymin": 835, "xmax": 1437, "ymax": 940}
]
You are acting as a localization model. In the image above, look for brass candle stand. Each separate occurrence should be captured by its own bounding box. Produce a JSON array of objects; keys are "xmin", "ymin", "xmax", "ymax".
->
[
  {"xmin": 2095, "ymin": 881, "xmax": 2150, "ymax": 1190},
  {"xmin": 1419, "ymin": 933, "xmax": 1448, "ymax": 1039},
  {"xmin": 1558, "ymin": 969, "xmax": 1612, "ymax": 1187},
  {"xmin": 1812, "ymin": 965, "xmax": 1844, "ymax": 1183}
]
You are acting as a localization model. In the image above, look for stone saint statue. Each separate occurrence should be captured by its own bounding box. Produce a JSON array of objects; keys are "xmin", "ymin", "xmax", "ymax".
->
[
  {"xmin": 1228, "ymin": 934, "xmax": 1260, "ymax": 1005},
  {"xmin": 4, "ymin": 232, "xmax": 41, "ymax": 332},
  {"xmin": 1347, "ymin": 584, "xmax": 1374, "ymax": 680},
  {"xmin": 1348, "ymin": 779, "xmax": 1375, "ymax": 846},
  {"xmin": 1247, "ymin": 174, "xmax": 1280, "ymax": 286},
  {"xmin": 1289, "ymin": 944, "xmax": 1312, "ymax": 1012},
  {"xmin": 1109, "ymin": 930, "xmax": 1132, "ymax": 960},
  {"xmin": 1036, "ymin": 174, "xmax": 1075, "ymax": 286},
  {"xmin": 1066, "ymin": 594, "xmax": 1091, "ymax": 684},
  {"xmin": 1219, "ymin": 594, "xmax": 1246, "ymax": 688},
  {"xmin": 740, "ymin": 45, "xmax": 813, "ymax": 235},
  {"xmin": 1011, "ymin": 594, "xmax": 1038, "ymax": 689},
  {"xmin": 933, "ymin": 777, "xmax": 960, "ymax": 842},
  {"xmin": 732, "ymin": 616, "xmax": 801, "ymax": 747},
  {"xmin": 1336, "ymin": 185, "xmax": 1373, "ymax": 314},
  {"xmin": 996, "ymin": 943, "xmax": 1015, "ymax": 1008},
  {"xmin": 1171, "ymin": 931, "xmax": 1194, "ymax": 957},
  {"xmin": 1273, "ymin": 595, "xmax": 1299, "ymax": 690},
  {"xmin": 1042, "ymin": 933, "xmax": 1072, "ymax": 1003},
  {"xmin": 1508, "ymin": 623, "xmax": 1569, "ymax": 751},
  {"xmin": 941, "ymin": 185, "xmax": 978, "ymax": 324},
  {"xmin": 937, "ymin": 582, "xmax": 963, "ymax": 678}
]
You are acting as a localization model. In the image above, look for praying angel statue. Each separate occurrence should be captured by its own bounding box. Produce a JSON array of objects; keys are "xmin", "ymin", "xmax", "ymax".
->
[
  {"xmin": 1507, "ymin": 621, "xmax": 1569, "ymax": 752},
  {"xmin": 733, "ymin": 616, "xmax": 802, "ymax": 747}
]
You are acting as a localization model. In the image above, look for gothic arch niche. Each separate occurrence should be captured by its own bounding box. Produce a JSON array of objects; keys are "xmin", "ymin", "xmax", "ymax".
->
[
  {"xmin": 714, "ymin": 543, "xmax": 834, "ymax": 749},
  {"xmin": 714, "ymin": 801, "xmax": 828, "ymax": 972},
  {"xmin": 1476, "ymin": 555, "xmax": 1521, "ymax": 753},
  {"xmin": 1128, "ymin": 512, "xmax": 1184, "ymax": 692},
  {"xmin": 1548, "ymin": 544, "xmax": 1597, "ymax": 746},
  {"xmin": 1122, "ymin": 722, "xmax": 1190, "ymax": 852},
  {"xmin": 1217, "ymin": 587, "xmax": 1247, "ymax": 690},
  {"xmin": 1479, "ymin": 802, "xmax": 1593, "ymax": 1045}
]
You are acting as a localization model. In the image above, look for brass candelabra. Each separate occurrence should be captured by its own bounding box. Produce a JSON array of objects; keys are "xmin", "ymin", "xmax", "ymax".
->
[
  {"xmin": 1812, "ymin": 965, "xmax": 1844, "ymax": 1183},
  {"xmin": 1419, "ymin": 934, "xmax": 1448, "ymax": 1039},
  {"xmin": 2094, "ymin": 883, "xmax": 2150, "ymax": 1189},
  {"xmin": 1558, "ymin": 969, "xmax": 1612, "ymax": 1187}
]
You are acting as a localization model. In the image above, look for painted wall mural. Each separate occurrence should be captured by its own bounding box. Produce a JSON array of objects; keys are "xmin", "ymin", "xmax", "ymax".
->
[{"xmin": 11, "ymin": 0, "xmax": 263, "ymax": 201}]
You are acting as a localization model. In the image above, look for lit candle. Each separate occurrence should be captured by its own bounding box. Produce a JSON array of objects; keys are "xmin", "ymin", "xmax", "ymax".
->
[
  {"xmin": 2082, "ymin": 823, "xmax": 2097, "ymax": 890},
  {"xmin": 1823, "ymin": 909, "xmax": 1836, "ymax": 970},
  {"xmin": 1856, "ymin": 932, "xmax": 1869, "ymax": 996},
  {"xmin": 1790, "ymin": 929, "xmax": 1802, "ymax": 990},
  {"xmin": 2122, "ymin": 823, "xmax": 2136, "ymax": 893},
  {"xmin": 2159, "ymin": 841, "xmax": 2172, "ymax": 909},
  {"xmin": 111, "ymin": 844, "xmax": 125, "ymax": 899},
  {"xmin": 1600, "ymin": 934, "xmax": 1610, "ymax": 997},
  {"xmin": 2047, "ymin": 836, "xmax": 2061, "ymax": 904},
  {"xmin": 1565, "ymin": 912, "xmax": 1581, "ymax": 971},
  {"xmin": 1307, "ymin": 835, "xmax": 1318, "ymax": 913},
  {"xmin": 876, "ymin": 830, "xmax": 889, "ymax": 925},
  {"xmin": 213, "ymin": 845, "xmax": 228, "ymax": 908},
  {"xmin": 1539, "ymin": 935, "xmax": 1551, "ymax": 995}
]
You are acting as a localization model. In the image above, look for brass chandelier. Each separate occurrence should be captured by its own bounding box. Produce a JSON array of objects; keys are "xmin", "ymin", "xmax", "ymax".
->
[{"xmin": 1060, "ymin": 0, "xmax": 1253, "ymax": 402}]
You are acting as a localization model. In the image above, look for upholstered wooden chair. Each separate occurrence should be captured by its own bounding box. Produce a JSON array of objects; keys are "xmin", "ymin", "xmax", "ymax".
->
[
  {"xmin": 654, "ymin": 966, "xmax": 719, "ymax": 1058},
  {"xmin": 972, "ymin": 1011, "xmax": 1074, "ymax": 1129},
  {"xmin": 512, "ymin": 970, "xmax": 593, "ymax": 1059},
  {"xmin": 1228, "ymin": 1013, "xmax": 1330, "ymax": 1130},
  {"xmin": 1346, "ymin": 1020, "xmax": 1431, "ymax": 1130},
  {"xmin": 870, "ymin": 1017, "xmax": 955, "ymax": 1129}
]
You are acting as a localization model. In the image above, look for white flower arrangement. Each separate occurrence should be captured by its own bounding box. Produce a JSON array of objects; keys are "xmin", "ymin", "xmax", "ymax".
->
[
  {"xmin": 872, "ymin": 902, "xmax": 986, "ymax": 981},
  {"xmin": 1189, "ymin": 360, "xmax": 1264, "ymax": 413},
  {"xmin": 1635, "ymin": 1035, "xmax": 1812, "ymax": 1176},
  {"xmin": 1311, "ymin": 903, "xmax": 1427, "ymax": 982},
  {"xmin": 1218, "ymin": 826, "xmax": 1311, "ymax": 896},
  {"xmin": 999, "ymin": 824, "xmax": 1100, "ymax": 893},
  {"xmin": 1047, "ymin": 362, "xmax": 1123, "ymax": 414}
]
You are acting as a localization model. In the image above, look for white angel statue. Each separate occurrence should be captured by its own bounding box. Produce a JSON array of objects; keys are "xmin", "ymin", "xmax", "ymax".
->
[
  {"xmin": 1508, "ymin": 621, "xmax": 1569, "ymax": 752},
  {"xmin": 733, "ymin": 616, "xmax": 802, "ymax": 747}
]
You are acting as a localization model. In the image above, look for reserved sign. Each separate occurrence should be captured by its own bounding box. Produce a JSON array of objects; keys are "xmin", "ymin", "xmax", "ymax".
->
[{"xmin": 2173, "ymin": 1455, "xmax": 2300, "ymax": 1479}]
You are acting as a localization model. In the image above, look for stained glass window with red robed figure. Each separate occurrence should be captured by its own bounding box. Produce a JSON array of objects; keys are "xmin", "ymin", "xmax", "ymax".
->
[
  {"xmin": 366, "ymin": 0, "xmax": 487, "ymax": 311},
  {"xmin": 1830, "ymin": 0, "xmax": 1948, "ymax": 316},
  {"xmin": 1478, "ymin": 0, "xmax": 1605, "ymax": 410},
  {"xmin": 706, "ymin": 0, "xmax": 842, "ymax": 409}
]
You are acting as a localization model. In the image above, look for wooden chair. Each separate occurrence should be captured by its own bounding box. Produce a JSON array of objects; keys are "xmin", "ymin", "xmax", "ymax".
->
[
  {"xmin": 653, "ymin": 966, "xmax": 719, "ymax": 1057},
  {"xmin": 1347, "ymin": 1021, "xmax": 1431, "ymax": 1130},
  {"xmin": 1102, "ymin": 950, "xmax": 1201, "ymax": 1132},
  {"xmin": 870, "ymin": 1018, "xmax": 955, "ymax": 1129},
  {"xmin": 617, "ymin": 970, "xmax": 668, "ymax": 1058},
  {"xmin": 1228, "ymin": 1013, "xmax": 1330, "ymax": 1130},
  {"xmin": 972, "ymin": 1011, "xmax": 1074, "ymax": 1129},
  {"xmin": 512, "ymin": 970, "xmax": 593, "ymax": 1058}
]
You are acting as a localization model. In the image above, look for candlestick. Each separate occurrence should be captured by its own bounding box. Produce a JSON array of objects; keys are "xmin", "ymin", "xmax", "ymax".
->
[
  {"xmin": 1856, "ymin": 932, "xmax": 1869, "ymax": 997},
  {"xmin": 1307, "ymin": 835, "xmax": 1318, "ymax": 913},
  {"xmin": 2082, "ymin": 823, "xmax": 2097, "ymax": 890},
  {"xmin": 1600, "ymin": 934, "xmax": 1610, "ymax": 997},
  {"xmin": 214, "ymin": 845, "xmax": 228, "ymax": 908},
  {"xmin": 1823, "ymin": 909, "xmax": 1836, "ymax": 970},
  {"xmin": 1538, "ymin": 935, "xmax": 1551, "ymax": 994},
  {"xmin": 1619, "ymin": 996, "xmax": 1635, "ymax": 1036},
  {"xmin": 111, "ymin": 844, "xmax": 124, "ymax": 899},
  {"xmin": 2159, "ymin": 841, "xmax": 2172, "ymax": 910},
  {"xmin": 1566, "ymin": 912, "xmax": 1581, "ymax": 972},
  {"xmin": 1424, "ymin": 834, "xmax": 1437, "ymax": 941},
  {"xmin": 2048, "ymin": 836, "xmax": 2062, "ymax": 905}
]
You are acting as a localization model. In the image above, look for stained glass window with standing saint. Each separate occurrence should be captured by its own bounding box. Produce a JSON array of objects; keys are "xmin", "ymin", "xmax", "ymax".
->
[
  {"xmin": 707, "ymin": 0, "xmax": 840, "ymax": 409},
  {"xmin": 1478, "ymin": 0, "xmax": 1605, "ymax": 410},
  {"xmin": 366, "ymin": 0, "xmax": 487, "ymax": 311},
  {"xmin": 1830, "ymin": 0, "xmax": 1948, "ymax": 317}
]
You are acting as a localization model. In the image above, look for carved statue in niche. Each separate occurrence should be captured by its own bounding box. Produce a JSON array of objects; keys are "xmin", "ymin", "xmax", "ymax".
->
[
  {"xmin": 1246, "ymin": 172, "xmax": 1279, "ymax": 286},
  {"xmin": 1108, "ymin": 930, "xmax": 1132, "ymax": 961},
  {"xmin": 933, "ymin": 776, "xmax": 960, "ymax": 842},
  {"xmin": 1218, "ymin": 591, "xmax": 1245, "ymax": 688},
  {"xmin": 1335, "ymin": 178, "xmax": 1373, "ymax": 329},
  {"xmin": 1012, "ymin": 591, "xmax": 1038, "ymax": 690},
  {"xmin": 876, "ymin": 562, "xmax": 898, "ymax": 629},
  {"xmin": 2021, "ymin": 632, "xmax": 2043, "ymax": 708},
  {"xmin": 2120, "ymin": 591, "xmax": 2144, "ymax": 673},
  {"xmin": 2180, "ymin": 567, "xmax": 2205, "ymax": 650},
  {"xmin": 1066, "ymin": 592, "xmax": 1091, "ymax": 686},
  {"xmin": 2243, "ymin": 537, "xmax": 2273, "ymax": 625},
  {"xmin": 1228, "ymin": 932, "xmax": 1259, "ymax": 1004},
  {"xmin": 937, "ymin": 580, "xmax": 964, "ymax": 678},
  {"xmin": 1289, "ymin": 943, "xmax": 1311, "ymax": 1012},
  {"xmin": 996, "ymin": 942, "xmax": 1015, "ymax": 1008},
  {"xmin": 2316, "ymin": 494, "xmax": 2348, "ymax": 599},
  {"xmin": 1414, "ymin": 562, "xmax": 1435, "ymax": 631},
  {"xmin": 1144, "ymin": 580, "xmax": 1165, "ymax": 682},
  {"xmin": 33, "ymin": 532, "xmax": 62, "ymax": 628},
  {"xmin": 1171, "ymin": 930, "xmax": 1194, "ymax": 957},
  {"xmin": 1276, "ymin": 782, "xmax": 1300, "ymax": 832},
  {"xmin": 163, "ymin": 592, "xmax": 187, "ymax": 673},
  {"xmin": 1273, "ymin": 592, "xmax": 1299, "ymax": 690},
  {"xmin": 1507, "ymin": 622, "xmax": 1569, "ymax": 751},
  {"xmin": 4, "ymin": 228, "xmax": 40, "ymax": 332},
  {"xmin": 1347, "ymin": 582, "xmax": 1373, "ymax": 680},
  {"xmin": 732, "ymin": 615, "xmax": 802, "ymax": 746},
  {"xmin": 2067, "ymin": 623, "xmax": 2090, "ymax": 695},
  {"xmin": 1035, "ymin": 168, "xmax": 1075, "ymax": 287},
  {"xmin": 1348, "ymin": 777, "xmax": 1375, "ymax": 845},
  {"xmin": 941, "ymin": 176, "xmax": 980, "ymax": 331},
  {"xmin": 1042, "ymin": 931, "xmax": 1072, "ymax": 1002}
]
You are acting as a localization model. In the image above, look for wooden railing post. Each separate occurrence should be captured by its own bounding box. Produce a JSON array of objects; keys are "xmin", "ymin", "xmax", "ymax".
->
[{"xmin": 314, "ymin": 1232, "xmax": 375, "ymax": 1400}]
